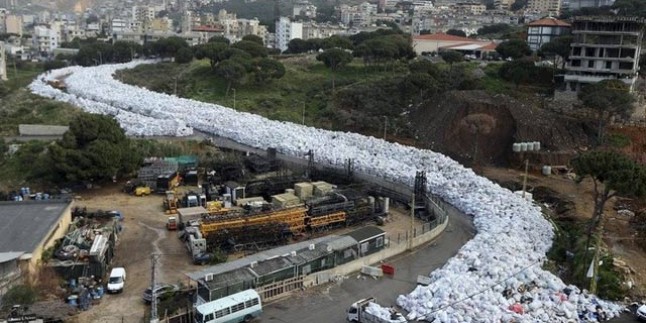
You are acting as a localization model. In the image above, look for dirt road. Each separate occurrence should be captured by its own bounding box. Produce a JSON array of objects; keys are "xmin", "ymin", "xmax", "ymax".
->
[{"xmin": 69, "ymin": 185, "xmax": 199, "ymax": 323}]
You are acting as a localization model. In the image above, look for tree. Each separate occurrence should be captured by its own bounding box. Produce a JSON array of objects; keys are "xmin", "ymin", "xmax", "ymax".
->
[
  {"xmin": 48, "ymin": 114, "xmax": 142, "ymax": 183},
  {"xmin": 152, "ymin": 37, "xmax": 189, "ymax": 59},
  {"xmin": 75, "ymin": 42, "xmax": 114, "ymax": 66},
  {"xmin": 496, "ymin": 39, "xmax": 531, "ymax": 59},
  {"xmin": 477, "ymin": 24, "xmax": 512, "ymax": 36},
  {"xmin": 208, "ymin": 36, "xmax": 231, "ymax": 45},
  {"xmin": 322, "ymin": 35, "xmax": 353, "ymax": 50},
  {"xmin": 216, "ymin": 60, "xmax": 247, "ymax": 96},
  {"xmin": 612, "ymin": 0, "xmax": 646, "ymax": 17},
  {"xmin": 446, "ymin": 29, "xmax": 467, "ymax": 37},
  {"xmin": 231, "ymin": 40, "xmax": 268, "ymax": 57},
  {"xmin": 440, "ymin": 50, "xmax": 463, "ymax": 74},
  {"xmin": 1, "ymin": 285, "xmax": 37, "ymax": 310},
  {"xmin": 253, "ymin": 58, "xmax": 285, "ymax": 83},
  {"xmin": 194, "ymin": 42, "xmax": 228, "ymax": 70},
  {"xmin": 112, "ymin": 41, "xmax": 142, "ymax": 63},
  {"xmin": 498, "ymin": 59, "xmax": 533, "ymax": 88},
  {"xmin": 174, "ymin": 47, "xmax": 194, "ymax": 64},
  {"xmin": 578, "ymin": 79, "xmax": 635, "ymax": 142},
  {"xmin": 539, "ymin": 36, "xmax": 573, "ymax": 69},
  {"xmin": 316, "ymin": 48, "xmax": 353, "ymax": 92},
  {"xmin": 510, "ymin": 0, "xmax": 528, "ymax": 11},
  {"xmin": 354, "ymin": 38, "xmax": 398, "ymax": 66},
  {"xmin": 241, "ymin": 34, "xmax": 264, "ymax": 46},
  {"xmin": 287, "ymin": 38, "xmax": 309, "ymax": 54},
  {"xmin": 571, "ymin": 151, "xmax": 646, "ymax": 293}
]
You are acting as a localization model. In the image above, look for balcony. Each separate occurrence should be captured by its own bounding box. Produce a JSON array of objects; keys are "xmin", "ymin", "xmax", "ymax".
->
[
  {"xmin": 568, "ymin": 55, "xmax": 637, "ymax": 62},
  {"xmin": 566, "ymin": 66, "xmax": 636, "ymax": 75},
  {"xmin": 571, "ymin": 42, "xmax": 638, "ymax": 49}
]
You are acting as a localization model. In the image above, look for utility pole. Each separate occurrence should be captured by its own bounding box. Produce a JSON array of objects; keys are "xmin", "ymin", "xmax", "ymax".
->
[
  {"xmin": 512, "ymin": 142, "xmax": 540, "ymax": 199},
  {"xmin": 382, "ymin": 116, "xmax": 388, "ymax": 140},
  {"xmin": 232, "ymin": 88, "xmax": 236, "ymax": 109},
  {"xmin": 409, "ymin": 192, "xmax": 415, "ymax": 250},
  {"xmin": 301, "ymin": 101, "xmax": 305, "ymax": 125},
  {"xmin": 150, "ymin": 253, "xmax": 161, "ymax": 323},
  {"xmin": 521, "ymin": 158, "xmax": 529, "ymax": 199}
]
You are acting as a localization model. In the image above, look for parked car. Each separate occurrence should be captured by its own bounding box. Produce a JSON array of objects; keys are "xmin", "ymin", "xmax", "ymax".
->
[
  {"xmin": 142, "ymin": 284, "xmax": 180, "ymax": 303},
  {"xmin": 636, "ymin": 304, "xmax": 646, "ymax": 320},
  {"xmin": 107, "ymin": 267, "xmax": 126, "ymax": 293}
]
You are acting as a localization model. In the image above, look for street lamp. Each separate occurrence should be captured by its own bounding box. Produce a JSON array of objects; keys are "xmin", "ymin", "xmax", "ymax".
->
[
  {"xmin": 512, "ymin": 141, "xmax": 541, "ymax": 199},
  {"xmin": 301, "ymin": 101, "xmax": 305, "ymax": 125}
]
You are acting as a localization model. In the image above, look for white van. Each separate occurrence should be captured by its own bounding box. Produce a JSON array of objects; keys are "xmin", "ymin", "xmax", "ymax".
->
[{"xmin": 107, "ymin": 267, "xmax": 126, "ymax": 293}]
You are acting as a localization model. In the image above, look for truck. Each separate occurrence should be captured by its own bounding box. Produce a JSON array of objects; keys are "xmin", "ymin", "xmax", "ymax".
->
[
  {"xmin": 347, "ymin": 298, "xmax": 407, "ymax": 323},
  {"xmin": 166, "ymin": 216, "xmax": 178, "ymax": 230}
]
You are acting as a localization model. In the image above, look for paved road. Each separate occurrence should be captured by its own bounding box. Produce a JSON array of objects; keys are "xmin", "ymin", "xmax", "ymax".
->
[{"xmin": 260, "ymin": 210, "xmax": 476, "ymax": 322}]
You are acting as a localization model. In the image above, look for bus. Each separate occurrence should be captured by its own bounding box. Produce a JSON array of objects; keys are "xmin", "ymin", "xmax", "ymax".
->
[{"xmin": 194, "ymin": 289, "xmax": 262, "ymax": 323}]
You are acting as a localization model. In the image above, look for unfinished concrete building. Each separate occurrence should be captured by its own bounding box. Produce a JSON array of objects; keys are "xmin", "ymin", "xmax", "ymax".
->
[{"xmin": 564, "ymin": 16, "xmax": 645, "ymax": 93}]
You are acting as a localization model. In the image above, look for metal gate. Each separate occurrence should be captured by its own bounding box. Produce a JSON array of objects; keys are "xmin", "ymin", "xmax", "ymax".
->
[{"xmin": 255, "ymin": 276, "xmax": 304, "ymax": 302}]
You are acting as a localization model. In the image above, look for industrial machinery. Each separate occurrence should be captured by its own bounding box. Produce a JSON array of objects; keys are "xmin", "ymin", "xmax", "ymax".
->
[
  {"xmin": 166, "ymin": 216, "xmax": 178, "ymax": 230},
  {"xmin": 163, "ymin": 191, "xmax": 179, "ymax": 214},
  {"xmin": 134, "ymin": 186, "xmax": 151, "ymax": 196},
  {"xmin": 156, "ymin": 171, "xmax": 181, "ymax": 194}
]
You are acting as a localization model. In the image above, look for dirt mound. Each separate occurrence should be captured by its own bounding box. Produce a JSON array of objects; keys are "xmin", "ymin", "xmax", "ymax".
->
[{"xmin": 413, "ymin": 91, "xmax": 595, "ymax": 165}]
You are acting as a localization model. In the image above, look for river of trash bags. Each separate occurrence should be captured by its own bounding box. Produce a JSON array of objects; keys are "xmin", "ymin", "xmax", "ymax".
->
[{"xmin": 29, "ymin": 61, "xmax": 624, "ymax": 322}]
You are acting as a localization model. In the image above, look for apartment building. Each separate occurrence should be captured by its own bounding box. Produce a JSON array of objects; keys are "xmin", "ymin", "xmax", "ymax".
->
[
  {"xmin": 527, "ymin": 0, "xmax": 561, "ymax": 16},
  {"xmin": 527, "ymin": 17, "xmax": 571, "ymax": 51},
  {"xmin": 293, "ymin": 1, "xmax": 317, "ymax": 19},
  {"xmin": 494, "ymin": 0, "xmax": 513, "ymax": 10},
  {"xmin": 5, "ymin": 14, "xmax": 22, "ymax": 36},
  {"xmin": 0, "ymin": 41, "xmax": 7, "ymax": 81},
  {"xmin": 564, "ymin": 16, "xmax": 645, "ymax": 93},
  {"xmin": 0, "ymin": 8, "xmax": 5, "ymax": 33},
  {"xmin": 275, "ymin": 17, "xmax": 302, "ymax": 52},
  {"xmin": 568, "ymin": 0, "xmax": 615, "ymax": 10},
  {"xmin": 302, "ymin": 22, "xmax": 346, "ymax": 40},
  {"xmin": 33, "ymin": 25, "xmax": 60, "ymax": 56}
]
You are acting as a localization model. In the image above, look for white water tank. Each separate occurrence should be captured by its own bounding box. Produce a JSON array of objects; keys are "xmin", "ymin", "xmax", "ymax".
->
[
  {"xmin": 520, "ymin": 142, "xmax": 528, "ymax": 152},
  {"xmin": 542, "ymin": 165, "xmax": 552, "ymax": 176},
  {"xmin": 512, "ymin": 143, "xmax": 521, "ymax": 152}
]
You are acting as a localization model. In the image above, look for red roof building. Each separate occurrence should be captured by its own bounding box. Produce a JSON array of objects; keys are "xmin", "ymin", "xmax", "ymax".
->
[
  {"xmin": 413, "ymin": 33, "xmax": 498, "ymax": 58},
  {"xmin": 526, "ymin": 18, "xmax": 571, "ymax": 51}
]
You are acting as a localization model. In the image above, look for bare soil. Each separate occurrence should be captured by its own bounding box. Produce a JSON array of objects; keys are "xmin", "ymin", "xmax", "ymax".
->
[
  {"xmin": 67, "ymin": 183, "xmax": 423, "ymax": 322},
  {"xmin": 481, "ymin": 166, "xmax": 646, "ymax": 298}
]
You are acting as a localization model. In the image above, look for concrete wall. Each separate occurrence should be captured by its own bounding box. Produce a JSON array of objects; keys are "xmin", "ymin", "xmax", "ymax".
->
[{"xmin": 22, "ymin": 202, "xmax": 73, "ymax": 281}]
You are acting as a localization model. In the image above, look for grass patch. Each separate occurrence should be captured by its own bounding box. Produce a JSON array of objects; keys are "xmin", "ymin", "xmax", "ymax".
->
[
  {"xmin": 479, "ymin": 63, "xmax": 512, "ymax": 94},
  {"xmin": 116, "ymin": 57, "xmax": 403, "ymax": 129}
]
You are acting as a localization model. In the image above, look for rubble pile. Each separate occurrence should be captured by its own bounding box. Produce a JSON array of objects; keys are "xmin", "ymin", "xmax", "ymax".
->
[{"xmin": 29, "ymin": 62, "xmax": 623, "ymax": 321}]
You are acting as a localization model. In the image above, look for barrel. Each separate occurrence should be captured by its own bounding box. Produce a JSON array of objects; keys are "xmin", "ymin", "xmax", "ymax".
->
[{"xmin": 542, "ymin": 165, "xmax": 552, "ymax": 176}]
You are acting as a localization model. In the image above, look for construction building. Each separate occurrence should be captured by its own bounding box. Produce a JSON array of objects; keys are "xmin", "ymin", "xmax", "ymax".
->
[
  {"xmin": 0, "ymin": 201, "xmax": 73, "ymax": 286},
  {"xmin": 564, "ymin": 16, "xmax": 646, "ymax": 93},
  {"xmin": 527, "ymin": 17, "xmax": 571, "ymax": 51},
  {"xmin": 567, "ymin": 0, "xmax": 614, "ymax": 11}
]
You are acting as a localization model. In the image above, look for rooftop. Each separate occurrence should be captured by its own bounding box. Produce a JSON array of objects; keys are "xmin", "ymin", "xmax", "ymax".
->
[
  {"xmin": 344, "ymin": 226, "xmax": 385, "ymax": 243},
  {"xmin": 413, "ymin": 33, "xmax": 478, "ymax": 42},
  {"xmin": 0, "ymin": 201, "xmax": 71, "ymax": 254},
  {"xmin": 528, "ymin": 17, "xmax": 571, "ymax": 27}
]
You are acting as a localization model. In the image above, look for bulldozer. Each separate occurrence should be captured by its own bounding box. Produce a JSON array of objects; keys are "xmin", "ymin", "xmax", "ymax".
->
[{"xmin": 163, "ymin": 190, "xmax": 179, "ymax": 214}]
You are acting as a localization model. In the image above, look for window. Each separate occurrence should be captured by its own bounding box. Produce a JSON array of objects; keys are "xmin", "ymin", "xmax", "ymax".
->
[
  {"xmin": 245, "ymin": 299, "xmax": 259, "ymax": 308},
  {"xmin": 360, "ymin": 242, "xmax": 369, "ymax": 254},
  {"xmin": 606, "ymin": 61, "xmax": 612, "ymax": 69},
  {"xmin": 376, "ymin": 236, "xmax": 384, "ymax": 248},
  {"xmin": 205, "ymin": 313, "xmax": 214, "ymax": 321},
  {"xmin": 215, "ymin": 308, "xmax": 230, "ymax": 318},
  {"xmin": 343, "ymin": 249, "xmax": 354, "ymax": 259},
  {"xmin": 231, "ymin": 302, "xmax": 245, "ymax": 313},
  {"xmin": 588, "ymin": 60, "xmax": 594, "ymax": 68}
]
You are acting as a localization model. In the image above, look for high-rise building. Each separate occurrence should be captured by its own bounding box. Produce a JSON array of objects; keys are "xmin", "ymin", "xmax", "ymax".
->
[
  {"xmin": 527, "ymin": 0, "xmax": 561, "ymax": 16},
  {"xmin": 567, "ymin": 0, "xmax": 614, "ymax": 10},
  {"xmin": 564, "ymin": 16, "xmax": 645, "ymax": 93},
  {"xmin": 275, "ymin": 17, "xmax": 302, "ymax": 52}
]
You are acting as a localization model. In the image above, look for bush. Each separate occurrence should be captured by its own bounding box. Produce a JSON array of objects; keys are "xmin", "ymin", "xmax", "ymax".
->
[
  {"xmin": 1, "ymin": 285, "xmax": 37, "ymax": 310},
  {"xmin": 605, "ymin": 133, "xmax": 631, "ymax": 148}
]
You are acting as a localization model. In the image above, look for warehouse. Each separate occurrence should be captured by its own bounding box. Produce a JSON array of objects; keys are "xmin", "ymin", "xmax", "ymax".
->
[{"xmin": 0, "ymin": 200, "xmax": 73, "ymax": 282}]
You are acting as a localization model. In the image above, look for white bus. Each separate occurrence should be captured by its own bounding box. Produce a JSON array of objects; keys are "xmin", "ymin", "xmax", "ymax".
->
[{"xmin": 194, "ymin": 289, "xmax": 262, "ymax": 323}]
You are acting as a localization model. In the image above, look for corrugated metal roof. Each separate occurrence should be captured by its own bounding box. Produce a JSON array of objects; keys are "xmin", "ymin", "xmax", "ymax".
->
[
  {"xmin": 0, "ymin": 252, "xmax": 24, "ymax": 263},
  {"xmin": 343, "ymin": 226, "xmax": 385, "ymax": 243},
  {"xmin": 187, "ymin": 235, "xmax": 338, "ymax": 281},
  {"xmin": 18, "ymin": 124, "xmax": 69, "ymax": 136},
  {"xmin": 322, "ymin": 236, "xmax": 357, "ymax": 251},
  {"xmin": 0, "ymin": 201, "xmax": 71, "ymax": 254},
  {"xmin": 528, "ymin": 18, "xmax": 571, "ymax": 27}
]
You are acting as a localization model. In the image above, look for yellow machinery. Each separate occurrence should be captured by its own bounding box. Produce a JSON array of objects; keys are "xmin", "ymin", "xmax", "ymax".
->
[
  {"xmin": 163, "ymin": 190, "xmax": 179, "ymax": 214},
  {"xmin": 134, "ymin": 186, "xmax": 151, "ymax": 196},
  {"xmin": 307, "ymin": 212, "xmax": 346, "ymax": 229},
  {"xmin": 200, "ymin": 206, "xmax": 307, "ymax": 237}
]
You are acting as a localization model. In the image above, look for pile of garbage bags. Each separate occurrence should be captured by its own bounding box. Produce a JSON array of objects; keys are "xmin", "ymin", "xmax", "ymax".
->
[{"xmin": 29, "ymin": 61, "xmax": 623, "ymax": 321}]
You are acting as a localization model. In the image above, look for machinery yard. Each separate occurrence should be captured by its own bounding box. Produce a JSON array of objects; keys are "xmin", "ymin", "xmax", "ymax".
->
[{"xmin": 59, "ymin": 148, "xmax": 430, "ymax": 323}]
